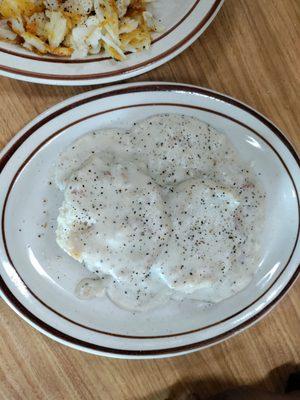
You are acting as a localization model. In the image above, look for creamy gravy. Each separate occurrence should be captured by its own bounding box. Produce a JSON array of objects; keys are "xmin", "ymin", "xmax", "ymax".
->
[{"xmin": 55, "ymin": 114, "xmax": 265, "ymax": 310}]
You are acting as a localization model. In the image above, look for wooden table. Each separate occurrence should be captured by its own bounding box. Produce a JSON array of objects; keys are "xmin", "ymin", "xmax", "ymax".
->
[{"xmin": 1, "ymin": 1, "xmax": 299, "ymax": 399}]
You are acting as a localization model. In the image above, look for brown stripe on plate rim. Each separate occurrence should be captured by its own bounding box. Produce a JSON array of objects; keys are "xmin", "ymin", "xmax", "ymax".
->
[
  {"xmin": 1, "ymin": 268, "xmax": 299, "ymax": 357},
  {"xmin": 0, "ymin": 0, "xmax": 223, "ymax": 80},
  {"xmin": 0, "ymin": 0, "xmax": 201, "ymax": 64},
  {"xmin": 0, "ymin": 84, "xmax": 299, "ymax": 355},
  {"xmin": 1, "ymin": 101, "xmax": 300, "ymax": 339}
]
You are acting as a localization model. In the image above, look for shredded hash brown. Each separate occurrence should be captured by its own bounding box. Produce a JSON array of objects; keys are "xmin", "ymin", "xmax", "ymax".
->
[{"xmin": 0, "ymin": 0, "xmax": 161, "ymax": 60}]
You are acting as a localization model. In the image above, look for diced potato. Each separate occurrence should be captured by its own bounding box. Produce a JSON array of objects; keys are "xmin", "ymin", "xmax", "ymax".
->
[
  {"xmin": 21, "ymin": 31, "xmax": 48, "ymax": 53},
  {"xmin": 45, "ymin": 10, "xmax": 68, "ymax": 48},
  {"xmin": 117, "ymin": 0, "xmax": 131, "ymax": 18},
  {"xmin": 62, "ymin": 0, "xmax": 93, "ymax": 15},
  {"xmin": 44, "ymin": 0, "xmax": 60, "ymax": 11},
  {"xmin": 119, "ymin": 17, "xmax": 138, "ymax": 34},
  {"xmin": 26, "ymin": 12, "xmax": 47, "ymax": 39},
  {"xmin": 8, "ymin": 17, "xmax": 25, "ymax": 35},
  {"xmin": 0, "ymin": 0, "xmax": 42, "ymax": 18},
  {"xmin": 0, "ymin": 20, "xmax": 18, "ymax": 40},
  {"xmin": 49, "ymin": 46, "xmax": 73, "ymax": 56}
]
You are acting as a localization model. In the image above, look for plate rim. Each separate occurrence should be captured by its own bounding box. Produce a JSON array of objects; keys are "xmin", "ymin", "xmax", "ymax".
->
[{"xmin": 0, "ymin": 82, "xmax": 299, "ymax": 358}]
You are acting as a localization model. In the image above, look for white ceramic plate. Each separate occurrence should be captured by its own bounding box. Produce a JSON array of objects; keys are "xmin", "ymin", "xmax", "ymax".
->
[
  {"xmin": 0, "ymin": 82, "xmax": 299, "ymax": 359},
  {"xmin": 0, "ymin": 0, "xmax": 223, "ymax": 86}
]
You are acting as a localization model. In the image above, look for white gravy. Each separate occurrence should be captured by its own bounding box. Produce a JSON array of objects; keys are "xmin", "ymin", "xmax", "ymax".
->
[{"xmin": 55, "ymin": 114, "xmax": 265, "ymax": 311}]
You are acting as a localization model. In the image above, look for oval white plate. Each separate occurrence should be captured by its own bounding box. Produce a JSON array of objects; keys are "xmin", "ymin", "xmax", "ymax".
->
[
  {"xmin": 0, "ymin": 82, "xmax": 299, "ymax": 359},
  {"xmin": 0, "ymin": 0, "xmax": 223, "ymax": 86}
]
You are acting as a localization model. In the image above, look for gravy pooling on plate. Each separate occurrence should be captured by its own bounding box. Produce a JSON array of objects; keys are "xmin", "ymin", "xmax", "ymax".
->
[{"xmin": 55, "ymin": 114, "xmax": 265, "ymax": 311}]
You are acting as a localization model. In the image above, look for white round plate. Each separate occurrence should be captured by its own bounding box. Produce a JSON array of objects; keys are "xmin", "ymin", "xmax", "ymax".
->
[
  {"xmin": 0, "ymin": 82, "xmax": 299, "ymax": 359},
  {"xmin": 0, "ymin": 0, "xmax": 223, "ymax": 86}
]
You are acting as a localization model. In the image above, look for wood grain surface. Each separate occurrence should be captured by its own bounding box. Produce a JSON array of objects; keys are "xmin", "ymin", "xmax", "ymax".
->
[{"xmin": 0, "ymin": 1, "xmax": 299, "ymax": 399}]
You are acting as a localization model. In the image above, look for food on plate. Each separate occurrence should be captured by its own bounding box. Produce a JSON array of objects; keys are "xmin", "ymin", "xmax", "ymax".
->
[
  {"xmin": 55, "ymin": 114, "xmax": 265, "ymax": 311},
  {"xmin": 0, "ymin": 0, "xmax": 160, "ymax": 59}
]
